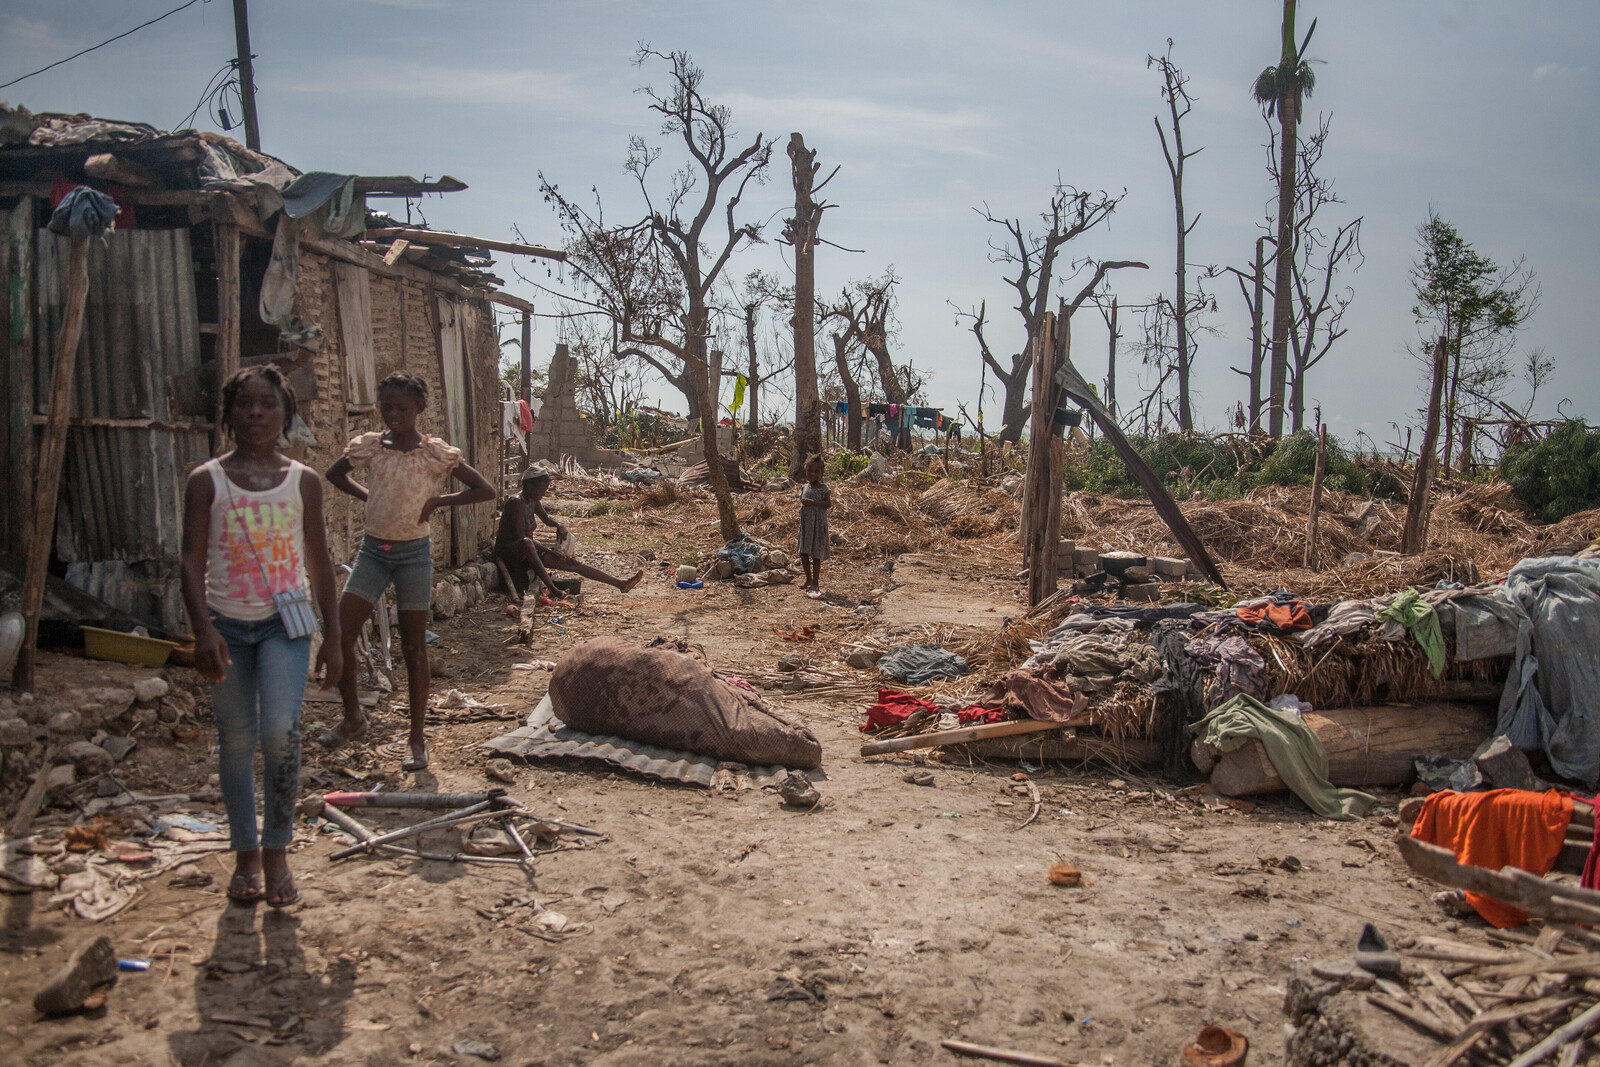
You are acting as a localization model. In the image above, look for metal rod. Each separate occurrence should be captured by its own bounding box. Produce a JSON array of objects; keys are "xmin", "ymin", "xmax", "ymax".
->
[
  {"xmin": 501, "ymin": 816, "xmax": 537, "ymax": 885},
  {"xmin": 320, "ymin": 803, "xmax": 520, "ymax": 865},
  {"xmin": 322, "ymin": 789, "xmax": 509, "ymax": 809},
  {"xmin": 328, "ymin": 800, "xmax": 495, "ymax": 860}
]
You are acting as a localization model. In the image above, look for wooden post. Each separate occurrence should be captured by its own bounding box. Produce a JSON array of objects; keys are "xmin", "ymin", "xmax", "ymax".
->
[
  {"xmin": 4, "ymin": 198, "xmax": 35, "ymax": 558},
  {"xmin": 519, "ymin": 309, "xmax": 531, "ymax": 408},
  {"xmin": 1023, "ymin": 313, "xmax": 1060, "ymax": 606},
  {"xmin": 1402, "ymin": 336, "xmax": 1449, "ymax": 555},
  {"xmin": 1303, "ymin": 424, "xmax": 1328, "ymax": 571},
  {"xmin": 231, "ymin": 0, "xmax": 262, "ymax": 152},
  {"xmin": 213, "ymin": 221, "xmax": 241, "ymax": 448},
  {"xmin": 13, "ymin": 234, "xmax": 90, "ymax": 691}
]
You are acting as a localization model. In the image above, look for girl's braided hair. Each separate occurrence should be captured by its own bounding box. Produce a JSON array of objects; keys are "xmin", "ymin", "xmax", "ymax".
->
[{"xmin": 220, "ymin": 364, "xmax": 297, "ymax": 437}]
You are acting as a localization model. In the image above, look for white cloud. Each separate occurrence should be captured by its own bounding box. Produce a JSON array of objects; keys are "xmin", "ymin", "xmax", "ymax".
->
[
  {"xmin": 276, "ymin": 58, "xmax": 580, "ymax": 110},
  {"xmin": 721, "ymin": 91, "xmax": 991, "ymax": 155},
  {"xmin": 1533, "ymin": 62, "xmax": 1588, "ymax": 80}
]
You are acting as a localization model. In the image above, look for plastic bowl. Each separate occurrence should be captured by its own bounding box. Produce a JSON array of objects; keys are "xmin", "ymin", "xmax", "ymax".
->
[{"xmin": 81, "ymin": 626, "xmax": 179, "ymax": 667}]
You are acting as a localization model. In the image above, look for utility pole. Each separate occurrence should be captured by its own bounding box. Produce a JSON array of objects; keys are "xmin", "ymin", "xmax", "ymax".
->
[{"xmin": 232, "ymin": 0, "xmax": 261, "ymax": 151}]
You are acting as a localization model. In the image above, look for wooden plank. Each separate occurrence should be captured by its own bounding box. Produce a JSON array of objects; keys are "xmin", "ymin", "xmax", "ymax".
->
[
  {"xmin": 1023, "ymin": 313, "xmax": 1059, "ymax": 606},
  {"xmin": 213, "ymin": 221, "xmax": 241, "ymax": 445},
  {"xmin": 861, "ymin": 718, "xmax": 1068, "ymax": 757},
  {"xmin": 15, "ymin": 233, "xmax": 90, "ymax": 690},
  {"xmin": 4, "ymin": 200, "xmax": 34, "ymax": 558},
  {"xmin": 1305, "ymin": 424, "xmax": 1328, "ymax": 570},
  {"xmin": 364, "ymin": 227, "xmax": 566, "ymax": 261},
  {"xmin": 332, "ymin": 261, "xmax": 377, "ymax": 407},
  {"xmin": 1398, "ymin": 835, "xmax": 1600, "ymax": 927},
  {"xmin": 382, "ymin": 238, "xmax": 410, "ymax": 267},
  {"xmin": 351, "ymin": 175, "xmax": 467, "ymax": 196}
]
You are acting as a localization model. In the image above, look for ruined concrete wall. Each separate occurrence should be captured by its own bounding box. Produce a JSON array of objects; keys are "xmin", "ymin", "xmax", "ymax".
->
[{"xmin": 526, "ymin": 343, "xmax": 627, "ymax": 470}]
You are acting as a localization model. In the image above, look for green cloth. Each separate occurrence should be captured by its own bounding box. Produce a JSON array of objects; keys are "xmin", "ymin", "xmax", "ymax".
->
[
  {"xmin": 1196, "ymin": 694, "xmax": 1377, "ymax": 821},
  {"xmin": 1378, "ymin": 588, "xmax": 1446, "ymax": 678}
]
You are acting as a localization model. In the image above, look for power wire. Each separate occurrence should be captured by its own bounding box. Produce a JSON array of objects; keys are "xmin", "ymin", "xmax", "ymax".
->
[
  {"xmin": 0, "ymin": 0, "xmax": 210, "ymax": 90},
  {"xmin": 175, "ymin": 60, "xmax": 237, "ymax": 131}
]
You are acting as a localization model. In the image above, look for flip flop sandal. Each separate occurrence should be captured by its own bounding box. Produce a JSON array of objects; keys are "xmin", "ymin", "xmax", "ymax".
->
[
  {"xmin": 226, "ymin": 872, "xmax": 264, "ymax": 905},
  {"xmin": 401, "ymin": 746, "xmax": 430, "ymax": 773},
  {"xmin": 265, "ymin": 872, "xmax": 300, "ymax": 909}
]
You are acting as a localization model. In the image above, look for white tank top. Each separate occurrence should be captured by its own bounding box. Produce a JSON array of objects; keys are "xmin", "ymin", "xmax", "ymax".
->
[{"xmin": 203, "ymin": 458, "xmax": 311, "ymax": 621}]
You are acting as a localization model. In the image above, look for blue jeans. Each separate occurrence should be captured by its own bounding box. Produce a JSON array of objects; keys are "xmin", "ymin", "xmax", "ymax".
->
[{"xmin": 210, "ymin": 613, "xmax": 310, "ymax": 852}]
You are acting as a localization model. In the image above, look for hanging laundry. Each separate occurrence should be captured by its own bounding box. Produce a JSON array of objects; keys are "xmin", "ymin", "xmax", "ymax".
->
[
  {"xmin": 518, "ymin": 399, "xmax": 534, "ymax": 432},
  {"xmin": 888, "ymin": 403, "xmax": 899, "ymax": 418},
  {"xmin": 867, "ymin": 403, "xmax": 890, "ymax": 417},
  {"xmin": 835, "ymin": 400, "xmax": 849, "ymax": 414}
]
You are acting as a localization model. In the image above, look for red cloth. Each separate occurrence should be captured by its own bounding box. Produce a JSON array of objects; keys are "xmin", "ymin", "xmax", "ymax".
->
[
  {"xmin": 955, "ymin": 703, "xmax": 1006, "ymax": 725},
  {"xmin": 1411, "ymin": 789, "xmax": 1573, "ymax": 928},
  {"xmin": 1582, "ymin": 795, "xmax": 1600, "ymax": 893},
  {"xmin": 862, "ymin": 688, "xmax": 937, "ymax": 733},
  {"xmin": 518, "ymin": 399, "xmax": 533, "ymax": 432}
]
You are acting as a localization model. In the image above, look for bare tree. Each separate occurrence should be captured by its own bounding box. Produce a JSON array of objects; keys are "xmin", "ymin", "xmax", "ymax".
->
[
  {"xmin": 539, "ymin": 49, "xmax": 772, "ymax": 541},
  {"xmin": 783, "ymin": 133, "xmax": 838, "ymax": 476},
  {"xmin": 1222, "ymin": 236, "xmax": 1269, "ymax": 433},
  {"xmin": 978, "ymin": 185, "xmax": 1141, "ymax": 443},
  {"xmin": 1149, "ymin": 40, "xmax": 1205, "ymax": 431}
]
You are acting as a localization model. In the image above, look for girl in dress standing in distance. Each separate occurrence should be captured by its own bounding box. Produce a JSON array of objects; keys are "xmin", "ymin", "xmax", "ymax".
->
[
  {"xmin": 320, "ymin": 371, "xmax": 495, "ymax": 772},
  {"xmin": 797, "ymin": 455, "xmax": 831, "ymax": 598}
]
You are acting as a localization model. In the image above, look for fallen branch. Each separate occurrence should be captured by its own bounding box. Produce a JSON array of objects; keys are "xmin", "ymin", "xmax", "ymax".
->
[{"xmin": 940, "ymin": 1038, "xmax": 1079, "ymax": 1067}]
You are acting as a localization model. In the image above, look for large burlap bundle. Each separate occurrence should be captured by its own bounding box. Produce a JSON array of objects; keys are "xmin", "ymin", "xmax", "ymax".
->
[{"xmin": 549, "ymin": 637, "xmax": 823, "ymax": 768}]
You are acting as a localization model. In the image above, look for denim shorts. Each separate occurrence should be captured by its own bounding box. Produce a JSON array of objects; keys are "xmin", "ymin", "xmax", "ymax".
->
[{"xmin": 344, "ymin": 535, "xmax": 433, "ymax": 612}]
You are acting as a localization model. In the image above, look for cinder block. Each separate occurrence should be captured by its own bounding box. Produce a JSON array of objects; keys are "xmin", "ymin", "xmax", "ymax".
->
[
  {"xmin": 1152, "ymin": 556, "xmax": 1189, "ymax": 579},
  {"xmin": 1119, "ymin": 582, "xmax": 1162, "ymax": 603},
  {"xmin": 1073, "ymin": 546, "xmax": 1100, "ymax": 567},
  {"xmin": 1056, "ymin": 539, "xmax": 1076, "ymax": 557}
]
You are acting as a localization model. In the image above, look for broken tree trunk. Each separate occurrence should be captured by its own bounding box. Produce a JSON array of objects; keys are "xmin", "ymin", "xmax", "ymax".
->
[
  {"xmin": 14, "ymin": 233, "xmax": 90, "ymax": 690},
  {"xmin": 1304, "ymin": 424, "xmax": 1328, "ymax": 570},
  {"xmin": 1022, "ymin": 313, "xmax": 1064, "ymax": 605},
  {"xmin": 1053, "ymin": 358, "xmax": 1227, "ymax": 587},
  {"xmin": 1196, "ymin": 701, "xmax": 1495, "ymax": 795},
  {"xmin": 1402, "ymin": 336, "xmax": 1449, "ymax": 555}
]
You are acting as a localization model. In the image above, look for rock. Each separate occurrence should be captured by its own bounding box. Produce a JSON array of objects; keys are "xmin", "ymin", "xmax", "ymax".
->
[
  {"xmin": 639, "ymin": 548, "xmax": 656, "ymax": 561},
  {"xmin": 484, "ymin": 758, "xmax": 517, "ymax": 784},
  {"xmin": 904, "ymin": 770, "xmax": 936, "ymax": 787},
  {"xmin": 0, "ymin": 717, "xmax": 30, "ymax": 747},
  {"xmin": 1342, "ymin": 552, "xmax": 1371, "ymax": 566},
  {"xmin": 98, "ymin": 736, "xmax": 137, "ymax": 763},
  {"xmin": 1122, "ymin": 565, "xmax": 1154, "ymax": 582},
  {"xmin": 96, "ymin": 775, "xmax": 123, "ymax": 797},
  {"xmin": 843, "ymin": 644, "xmax": 882, "ymax": 669},
  {"xmin": 131, "ymin": 677, "xmax": 168, "ymax": 704},
  {"xmin": 999, "ymin": 473, "xmax": 1024, "ymax": 498},
  {"xmin": 777, "ymin": 653, "xmax": 806, "ymax": 672},
  {"xmin": 760, "ymin": 568, "xmax": 794, "ymax": 585},
  {"xmin": 829, "ymin": 532, "xmax": 843, "ymax": 546},
  {"xmin": 1152, "ymin": 556, "xmax": 1189, "ymax": 579},
  {"xmin": 1473, "ymin": 735, "xmax": 1548, "ymax": 792},
  {"xmin": 452, "ymin": 1039, "xmax": 502, "ymax": 1062},
  {"xmin": 675, "ymin": 565, "xmax": 700, "ymax": 584},
  {"xmin": 47, "ymin": 710, "xmax": 83, "ymax": 736},
  {"xmin": 767, "ymin": 550, "xmax": 790, "ymax": 569},
  {"xmin": 33, "ymin": 935, "xmax": 118, "ymax": 1015},
  {"xmin": 63, "ymin": 741, "xmax": 113, "ymax": 775},
  {"xmin": 1372, "ymin": 549, "xmax": 1400, "ymax": 559},
  {"xmin": 1120, "ymin": 582, "xmax": 1162, "ymax": 603},
  {"xmin": 853, "ymin": 452, "xmax": 894, "ymax": 485},
  {"xmin": 44, "ymin": 762, "xmax": 75, "ymax": 791}
]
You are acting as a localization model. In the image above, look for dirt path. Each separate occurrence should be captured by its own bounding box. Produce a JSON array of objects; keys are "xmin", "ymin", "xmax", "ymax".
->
[{"xmin": 0, "ymin": 505, "xmax": 1480, "ymax": 1066}]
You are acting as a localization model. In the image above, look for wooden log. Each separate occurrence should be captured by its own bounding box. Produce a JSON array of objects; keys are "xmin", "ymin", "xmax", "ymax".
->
[
  {"xmin": 1304, "ymin": 424, "xmax": 1328, "ymax": 570},
  {"xmin": 939, "ymin": 1038, "xmax": 1076, "ymax": 1067},
  {"xmin": 3, "ymin": 197, "xmax": 35, "ymax": 559},
  {"xmin": 1206, "ymin": 701, "xmax": 1495, "ymax": 797},
  {"xmin": 860, "ymin": 719, "xmax": 1069, "ymax": 756},
  {"xmin": 1397, "ymin": 834, "xmax": 1600, "ymax": 927},
  {"xmin": 14, "ymin": 233, "xmax": 89, "ymax": 690},
  {"xmin": 962, "ymin": 733, "xmax": 1160, "ymax": 766}
]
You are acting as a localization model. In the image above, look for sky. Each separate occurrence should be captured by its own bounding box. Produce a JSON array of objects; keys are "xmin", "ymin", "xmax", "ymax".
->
[{"xmin": 3, "ymin": 0, "xmax": 1595, "ymax": 446}]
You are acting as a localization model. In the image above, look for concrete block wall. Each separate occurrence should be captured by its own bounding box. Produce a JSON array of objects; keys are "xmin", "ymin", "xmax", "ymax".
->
[{"xmin": 526, "ymin": 343, "xmax": 627, "ymax": 470}]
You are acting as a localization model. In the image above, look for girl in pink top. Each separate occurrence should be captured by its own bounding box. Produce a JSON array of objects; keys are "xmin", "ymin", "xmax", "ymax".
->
[{"xmin": 322, "ymin": 371, "xmax": 494, "ymax": 771}]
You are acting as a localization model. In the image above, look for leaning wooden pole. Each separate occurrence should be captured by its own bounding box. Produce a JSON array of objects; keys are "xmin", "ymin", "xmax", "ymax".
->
[
  {"xmin": 1303, "ymin": 424, "xmax": 1328, "ymax": 570},
  {"xmin": 1054, "ymin": 357, "xmax": 1227, "ymax": 588},
  {"xmin": 13, "ymin": 233, "xmax": 90, "ymax": 690},
  {"xmin": 1401, "ymin": 336, "xmax": 1449, "ymax": 555}
]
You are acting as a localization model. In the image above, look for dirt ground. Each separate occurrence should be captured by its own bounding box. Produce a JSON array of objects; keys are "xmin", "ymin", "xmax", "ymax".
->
[{"xmin": 0, "ymin": 494, "xmax": 1506, "ymax": 1067}]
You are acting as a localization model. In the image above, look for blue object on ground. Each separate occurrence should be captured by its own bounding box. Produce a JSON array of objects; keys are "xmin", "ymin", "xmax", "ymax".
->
[{"xmin": 678, "ymin": 580, "xmax": 704, "ymax": 590}]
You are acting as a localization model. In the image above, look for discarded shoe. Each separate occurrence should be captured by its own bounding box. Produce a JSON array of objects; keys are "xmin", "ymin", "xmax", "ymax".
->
[
  {"xmin": 34, "ymin": 935, "xmax": 118, "ymax": 1015},
  {"xmin": 777, "ymin": 771, "xmax": 820, "ymax": 807},
  {"xmin": 1354, "ymin": 922, "xmax": 1401, "ymax": 976},
  {"xmin": 1180, "ymin": 1025, "xmax": 1248, "ymax": 1067}
]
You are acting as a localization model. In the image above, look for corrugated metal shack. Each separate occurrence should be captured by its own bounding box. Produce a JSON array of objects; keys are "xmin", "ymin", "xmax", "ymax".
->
[{"xmin": 0, "ymin": 106, "xmax": 536, "ymax": 632}]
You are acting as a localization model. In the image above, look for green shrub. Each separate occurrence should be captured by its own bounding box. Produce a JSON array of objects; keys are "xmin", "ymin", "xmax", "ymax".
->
[
  {"xmin": 828, "ymin": 452, "xmax": 869, "ymax": 480},
  {"xmin": 1502, "ymin": 420, "xmax": 1600, "ymax": 522}
]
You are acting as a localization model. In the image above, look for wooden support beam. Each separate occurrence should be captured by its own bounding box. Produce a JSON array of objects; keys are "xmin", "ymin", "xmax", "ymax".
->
[
  {"xmin": 860, "ymin": 719, "xmax": 1069, "ymax": 757},
  {"xmin": 1023, "ymin": 312, "xmax": 1061, "ymax": 606},
  {"xmin": 365, "ymin": 227, "xmax": 567, "ymax": 262},
  {"xmin": 382, "ymin": 237, "xmax": 410, "ymax": 266},
  {"xmin": 3, "ymin": 197, "xmax": 34, "ymax": 558},
  {"xmin": 213, "ymin": 221, "xmax": 241, "ymax": 446},
  {"xmin": 1305, "ymin": 424, "xmax": 1328, "ymax": 570},
  {"xmin": 14, "ymin": 233, "xmax": 90, "ymax": 691},
  {"xmin": 352, "ymin": 175, "xmax": 467, "ymax": 197}
]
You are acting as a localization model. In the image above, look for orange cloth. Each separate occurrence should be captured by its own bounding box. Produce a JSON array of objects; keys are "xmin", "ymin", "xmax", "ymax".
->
[
  {"xmin": 1411, "ymin": 789, "xmax": 1573, "ymax": 928},
  {"xmin": 1235, "ymin": 600, "xmax": 1312, "ymax": 631}
]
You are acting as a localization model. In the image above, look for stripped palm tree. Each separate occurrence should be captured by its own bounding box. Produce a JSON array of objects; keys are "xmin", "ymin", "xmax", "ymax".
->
[{"xmin": 1253, "ymin": 1, "xmax": 1317, "ymax": 438}]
